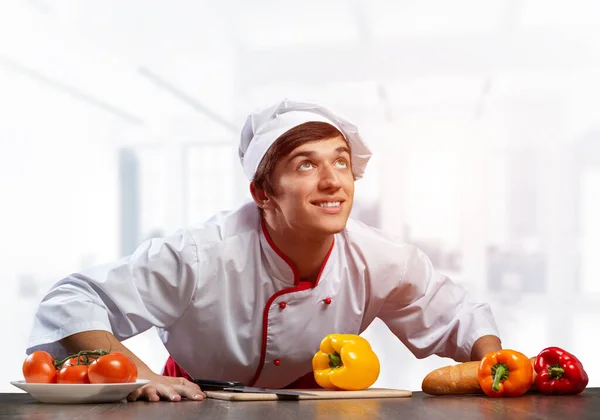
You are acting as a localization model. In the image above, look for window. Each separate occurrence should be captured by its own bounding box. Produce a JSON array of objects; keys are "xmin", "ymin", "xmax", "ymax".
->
[{"xmin": 184, "ymin": 143, "xmax": 237, "ymax": 224}]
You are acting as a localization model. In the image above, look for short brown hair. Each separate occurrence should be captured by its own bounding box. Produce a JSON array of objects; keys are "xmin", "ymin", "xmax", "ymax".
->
[{"xmin": 252, "ymin": 121, "xmax": 345, "ymax": 195}]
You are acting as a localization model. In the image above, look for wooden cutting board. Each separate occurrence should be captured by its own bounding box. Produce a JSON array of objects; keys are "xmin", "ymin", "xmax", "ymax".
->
[{"xmin": 204, "ymin": 388, "xmax": 412, "ymax": 401}]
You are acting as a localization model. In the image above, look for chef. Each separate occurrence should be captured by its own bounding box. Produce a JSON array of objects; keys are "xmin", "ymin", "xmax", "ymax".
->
[{"xmin": 26, "ymin": 99, "xmax": 502, "ymax": 402}]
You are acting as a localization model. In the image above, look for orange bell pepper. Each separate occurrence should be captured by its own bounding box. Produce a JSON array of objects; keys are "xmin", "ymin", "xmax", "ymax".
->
[
  {"xmin": 312, "ymin": 334, "xmax": 380, "ymax": 391},
  {"xmin": 478, "ymin": 349, "xmax": 533, "ymax": 397}
]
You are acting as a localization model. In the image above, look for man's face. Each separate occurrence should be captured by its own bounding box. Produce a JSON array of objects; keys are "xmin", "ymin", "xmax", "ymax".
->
[{"xmin": 266, "ymin": 135, "xmax": 355, "ymax": 236}]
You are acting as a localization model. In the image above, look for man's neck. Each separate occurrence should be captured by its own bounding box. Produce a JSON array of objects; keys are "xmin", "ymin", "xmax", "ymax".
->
[{"xmin": 263, "ymin": 220, "xmax": 334, "ymax": 283}]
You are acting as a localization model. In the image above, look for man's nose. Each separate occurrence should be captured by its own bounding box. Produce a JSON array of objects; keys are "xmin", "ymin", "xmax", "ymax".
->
[{"xmin": 318, "ymin": 165, "xmax": 342, "ymax": 190}]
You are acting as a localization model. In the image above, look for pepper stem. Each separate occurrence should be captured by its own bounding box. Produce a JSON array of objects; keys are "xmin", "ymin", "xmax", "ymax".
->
[
  {"xmin": 491, "ymin": 362, "xmax": 510, "ymax": 392},
  {"xmin": 548, "ymin": 364, "xmax": 564, "ymax": 380},
  {"xmin": 328, "ymin": 353, "xmax": 342, "ymax": 368}
]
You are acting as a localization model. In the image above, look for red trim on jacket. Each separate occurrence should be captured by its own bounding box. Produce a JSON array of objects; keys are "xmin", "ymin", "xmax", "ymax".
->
[
  {"xmin": 261, "ymin": 219, "xmax": 301, "ymax": 284},
  {"xmin": 247, "ymin": 220, "xmax": 334, "ymax": 386}
]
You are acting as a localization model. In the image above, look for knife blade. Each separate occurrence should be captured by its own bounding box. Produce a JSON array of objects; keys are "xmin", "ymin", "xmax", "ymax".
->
[{"xmin": 194, "ymin": 379, "xmax": 316, "ymax": 397}]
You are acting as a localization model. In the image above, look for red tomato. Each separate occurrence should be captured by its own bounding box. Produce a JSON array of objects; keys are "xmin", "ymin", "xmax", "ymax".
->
[
  {"xmin": 22, "ymin": 351, "xmax": 57, "ymax": 384},
  {"xmin": 127, "ymin": 357, "xmax": 138, "ymax": 383},
  {"xmin": 87, "ymin": 352, "xmax": 133, "ymax": 384},
  {"xmin": 57, "ymin": 365, "xmax": 90, "ymax": 384}
]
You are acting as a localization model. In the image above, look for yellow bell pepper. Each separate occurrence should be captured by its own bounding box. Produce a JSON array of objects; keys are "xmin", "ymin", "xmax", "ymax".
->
[{"xmin": 312, "ymin": 334, "xmax": 380, "ymax": 391}]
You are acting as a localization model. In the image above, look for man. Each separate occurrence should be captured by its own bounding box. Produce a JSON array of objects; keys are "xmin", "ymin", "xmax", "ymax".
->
[{"xmin": 26, "ymin": 99, "xmax": 501, "ymax": 402}]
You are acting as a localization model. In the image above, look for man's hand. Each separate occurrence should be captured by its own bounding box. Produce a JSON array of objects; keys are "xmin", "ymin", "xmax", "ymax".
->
[
  {"xmin": 127, "ymin": 372, "xmax": 206, "ymax": 402},
  {"xmin": 470, "ymin": 335, "xmax": 502, "ymax": 361}
]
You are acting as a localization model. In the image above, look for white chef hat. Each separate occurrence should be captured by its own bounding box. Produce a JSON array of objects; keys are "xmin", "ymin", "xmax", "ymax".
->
[{"xmin": 238, "ymin": 99, "xmax": 372, "ymax": 181}]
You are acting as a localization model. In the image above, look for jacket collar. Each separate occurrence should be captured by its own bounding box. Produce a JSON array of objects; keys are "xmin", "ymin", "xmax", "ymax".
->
[{"xmin": 259, "ymin": 218, "xmax": 335, "ymax": 287}]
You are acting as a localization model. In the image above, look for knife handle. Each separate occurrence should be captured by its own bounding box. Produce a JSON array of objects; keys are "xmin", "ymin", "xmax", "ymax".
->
[{"xmin": 193, "ymin": 379, "xmax": 246, "ymax": 390}]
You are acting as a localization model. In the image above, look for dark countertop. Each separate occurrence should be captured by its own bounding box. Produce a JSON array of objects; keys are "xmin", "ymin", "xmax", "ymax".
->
[{"xmin": 1, "ymin": 389, "xmax": 599, "ymax": 420}]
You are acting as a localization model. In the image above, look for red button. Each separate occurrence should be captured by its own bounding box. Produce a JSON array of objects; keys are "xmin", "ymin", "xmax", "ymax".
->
[
  {"xmin": 324, "ymin": 297, "xmax": 332, "ymax": 305},
  {"xmin": 279, "ymin": 302, "xmax": 287, "ymax": 309},
  {"xmin": 273, "ymin": 359, "xmax": 281, "ymax": 366}
]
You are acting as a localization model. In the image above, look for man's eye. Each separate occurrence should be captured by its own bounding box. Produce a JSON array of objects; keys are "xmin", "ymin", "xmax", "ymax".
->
[
  {"xmin": 298, "ymin": 161, "xmax": 313, "ymax": 171},
  {"xmin": 335, "ymin": 159, "xmax": 349, "ymax": 168}
]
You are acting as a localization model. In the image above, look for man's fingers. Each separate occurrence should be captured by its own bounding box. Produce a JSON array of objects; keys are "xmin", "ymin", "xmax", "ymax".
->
[
  {"xmin": 145, "ymin": 389, "xmax": 161, "ymax": 402},
  {"xmin": 127, "ymin": 388, "xmax": 142, "ymax": 402},
  {"xmin": 127, "ymin": 385, "xmax": 153, "ymax": 402},
  {"xmin": 126, "ymin": 377, "xmax": 205, "ymax": 402},
  {"xmin": 172, "ymin": 382, "xmax": 206, "ymax": 401},
  {"xmin": 168, "ymin": 378, "xmax": 205, "ymax": 400},
  {"xmin": 127, "ymin": 385, "xmax": 165, "ymax": 402}
]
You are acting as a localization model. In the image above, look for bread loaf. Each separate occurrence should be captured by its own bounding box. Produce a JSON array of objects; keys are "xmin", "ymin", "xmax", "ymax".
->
[{"xmin": 421, "ymin": 361, "xmax": 483, "ymax": 395}]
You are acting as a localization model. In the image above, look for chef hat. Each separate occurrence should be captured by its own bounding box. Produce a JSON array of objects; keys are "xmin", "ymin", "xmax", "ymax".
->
[{"xmin": 238, "ymin": 99, "xmax": 372, "ymax": 181}]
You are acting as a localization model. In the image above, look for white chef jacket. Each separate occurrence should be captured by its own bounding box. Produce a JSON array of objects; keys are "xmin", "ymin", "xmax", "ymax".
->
[{"xmin": 27, "ymin": 200, "xmax": 499, "ymax": 388}]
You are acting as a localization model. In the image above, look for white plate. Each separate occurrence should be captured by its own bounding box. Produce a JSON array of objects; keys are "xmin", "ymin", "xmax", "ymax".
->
[{"xmin": 10, "ymin": 379, "xmax": 150, "ymax": 404}]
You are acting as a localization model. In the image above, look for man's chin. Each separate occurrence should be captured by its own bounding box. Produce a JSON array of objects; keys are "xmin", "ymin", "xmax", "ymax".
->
[{"xmin": 314, "ymin": 218, "xmax": 348, "ymax": 235}]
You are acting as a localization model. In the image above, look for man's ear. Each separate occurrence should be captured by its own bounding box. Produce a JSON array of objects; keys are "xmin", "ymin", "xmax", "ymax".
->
[{"xmin": 250, "ymin": 182, "xmax": 275, "ymax": 210}]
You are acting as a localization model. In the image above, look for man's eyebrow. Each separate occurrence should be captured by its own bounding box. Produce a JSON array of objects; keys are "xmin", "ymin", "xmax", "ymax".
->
[
  {"xmin": 286, "ymin": 146, "xmax": 351, "ymax": 164},
  {"xmin": 286, "ymin": 150, "xmax": 315, "ymax": 163},
  {"xmin": 336, "ymin": 146, "xmax": 351, "ymax": 156}
]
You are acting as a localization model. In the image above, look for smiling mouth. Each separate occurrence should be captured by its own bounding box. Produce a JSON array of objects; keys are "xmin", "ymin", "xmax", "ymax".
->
[{"xmin": 312, "ymin": 201, "xmax": 343, "ymax": 208}]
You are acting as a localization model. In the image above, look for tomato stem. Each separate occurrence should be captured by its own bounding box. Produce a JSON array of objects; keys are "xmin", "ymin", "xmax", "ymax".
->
[{"xmin": 54, "ymin": 349, "xmax": 110, "ymax": 368}]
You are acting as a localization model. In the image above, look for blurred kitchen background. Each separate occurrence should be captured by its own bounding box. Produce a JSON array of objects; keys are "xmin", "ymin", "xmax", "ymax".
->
[{"xmin": 1, "ymin": 0, "xmax": 600, "ymax": 392}]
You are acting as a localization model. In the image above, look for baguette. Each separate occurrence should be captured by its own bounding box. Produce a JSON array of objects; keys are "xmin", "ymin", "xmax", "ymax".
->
[
  {"xmin": 422, "ymin": 357, "xmax": 538, "ymax": 395},
  {"xmin": 422, "ymin": 361, "xmax": 483, "ymax": 395}
]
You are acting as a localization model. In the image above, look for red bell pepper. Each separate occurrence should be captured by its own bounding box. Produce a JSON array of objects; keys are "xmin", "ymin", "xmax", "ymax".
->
[{"xmin": 533, "ymin": 346, "xmax": 588, "ymax": 395}]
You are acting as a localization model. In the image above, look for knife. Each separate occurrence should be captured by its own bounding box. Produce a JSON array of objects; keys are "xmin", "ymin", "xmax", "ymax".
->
[{"xmin": 194, "ymin": 379, "xmax": 316, "ymax": 397}]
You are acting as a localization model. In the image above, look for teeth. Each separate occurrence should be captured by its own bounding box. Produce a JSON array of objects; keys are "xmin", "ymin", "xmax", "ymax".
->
[{"xmin": 318, "ymin": 201, "xmax": 341, "ymax": 208}]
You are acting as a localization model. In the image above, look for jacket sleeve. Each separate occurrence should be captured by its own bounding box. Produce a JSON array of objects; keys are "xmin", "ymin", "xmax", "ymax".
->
[
  {"xmin": 377, "ymin": 246, "xmax": 500, "ymax": 362},
  {"xmin": 26, "ymin": 229, "xmax": 199, "ymax": 360}
]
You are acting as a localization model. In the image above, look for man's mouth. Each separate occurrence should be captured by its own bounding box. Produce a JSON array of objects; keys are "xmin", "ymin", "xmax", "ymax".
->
[{"xmin": 316, "ymin": 201, "xmax": 341, "ymax": 208}]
